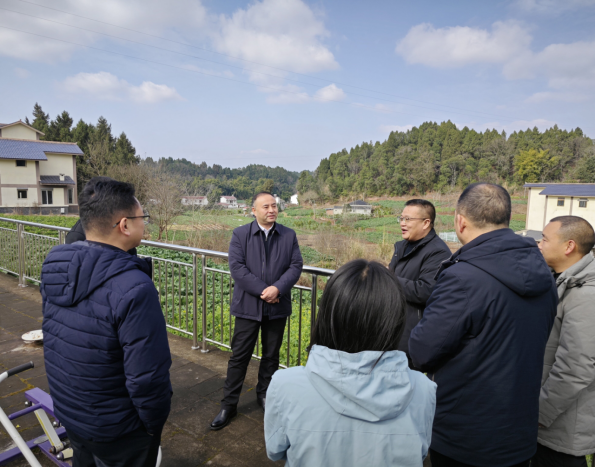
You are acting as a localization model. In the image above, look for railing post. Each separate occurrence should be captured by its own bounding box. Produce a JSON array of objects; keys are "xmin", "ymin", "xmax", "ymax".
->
[
  {"xmin": 17, "ymin": 223, "xmax": 27, "ymax": 288},
  {"xmin": 58, "ymin": 230, "xmax": 65, "ymax": 245},
  {"xmin": 191, "ymin": 253, "xmax": 200, "ymax": 350},
  {"xmin": 310, "ymin": 273, "xmax": 318, "ymax": 339},
  {"xmin": 200, "ymin": 254, "xmax": 209, "ymax": 353}
]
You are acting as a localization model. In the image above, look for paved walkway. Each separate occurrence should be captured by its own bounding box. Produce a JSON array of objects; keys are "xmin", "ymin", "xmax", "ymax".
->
[{"xmin": 0, "ymin": 273, "xmax": 282, "ymax": 467}]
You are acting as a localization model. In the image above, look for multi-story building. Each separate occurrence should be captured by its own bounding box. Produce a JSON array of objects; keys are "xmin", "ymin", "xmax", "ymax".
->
[{"xmin": 0, "ymin": 120, "xmax": 83, "ymax": 214}]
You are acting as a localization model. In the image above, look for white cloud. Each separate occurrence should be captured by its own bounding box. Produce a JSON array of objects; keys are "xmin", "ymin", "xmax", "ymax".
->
[
  {"xmin": 212, "ymin": 0, "xmax": 338, "ymax": 103},
  {"xmin": 395, "ymin": 21, "xmax": 531, "ymax": 68},
  {"xmin": 313, "ymin": 84, "xmax": 346, "ymax": 102},
  {"xmin": 0, "ymin": 0, "xmax": 207, "ymax": 63},
  {"xmin": 503, "ymin": 41, "xmax": 595, "ymax": 89},
  {"xmin": 62, "ymin": 72, "xmax": 183, "ymax": 103},
  {"xmin": 264, "ymin": 83, "xmax": 311, "ymax": 104},
  {"xmin": 396, "ymin": 21, "xmax": 595, "ymax": 94},
  {"xmin": 213, "ymin": 0, "xmax": 337, "ymax": 74},
  {"xmin": 380, "ymin": 124, "xmax": 414, "ymax": 134}
]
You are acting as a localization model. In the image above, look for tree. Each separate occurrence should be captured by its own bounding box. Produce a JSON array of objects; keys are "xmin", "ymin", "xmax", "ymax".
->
[
  {"xmin": 30, "ymin": 103, "xmax": 49, "ymax": 135},
  {"xmin": 301, "ymin": 190, "xmax": 320, "ymax": 219},
  {"xmin": 255, "ymin": 178, "xmax": 275, "ymax": 194},
  {"xmin": 514, "ymin": 149, "xmax": 560, "ymax": 183},
  {"xmin": 113, "ymin": 132, "xmax": 139, "ymax": 166},
  {"xmin": 146, "ymin": 167, "xmax": 184, "ymax": 241}
]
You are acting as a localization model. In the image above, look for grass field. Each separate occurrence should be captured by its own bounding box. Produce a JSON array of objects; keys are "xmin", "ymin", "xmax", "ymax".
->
[{"xmin": 0, "ymin": 193, "xmax": 529, "ymax": 269}]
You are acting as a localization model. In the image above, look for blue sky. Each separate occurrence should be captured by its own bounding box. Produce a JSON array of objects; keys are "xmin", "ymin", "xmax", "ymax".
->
[{"xmin": 1, "ymin": 0, "xmax": 594, "ymax": 172}]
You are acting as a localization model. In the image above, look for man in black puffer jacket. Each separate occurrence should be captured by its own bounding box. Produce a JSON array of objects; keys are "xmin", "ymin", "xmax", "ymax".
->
[
  {"xmin": 410, "ymin": 183, "xmax": 557, "ymax": 467},
  {"xmin": 41, "ymin": 178, "xmax": 171, "ymax": 467},
  {"xmin": 389, "ymin": 199, "xmax": 451, "ymax": 367}
]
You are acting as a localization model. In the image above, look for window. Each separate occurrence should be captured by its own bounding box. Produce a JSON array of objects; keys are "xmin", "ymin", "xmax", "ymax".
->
[
  {"xmin": 68, "ymin": 189, "xmax": 73, "ymax": 204},
  {"xmin": 17, "ymin": 190, "xmax": 27, "ymax": 199},
  {"xmin": 41, "ymin": 190, "xmax": 53, "ymax": 205},
  {"xmin": 579, "ymin": 198, "xmax": 588, "ymax": 208},
  {"xmin": 557, "ymin": 197, "xmax": 565, "ymax": 207},
  {"xmin": 15, "ymin": 160, "xmax": 26, "ymax": 167}
]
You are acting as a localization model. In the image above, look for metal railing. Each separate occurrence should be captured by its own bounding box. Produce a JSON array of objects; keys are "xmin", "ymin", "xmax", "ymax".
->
[{"xmin": 0, "ymin": 217, "xmax": 334, "ymax": 368}]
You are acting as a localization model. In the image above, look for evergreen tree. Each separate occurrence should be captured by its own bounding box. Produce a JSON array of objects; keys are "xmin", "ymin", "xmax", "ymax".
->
[{"xmin": 31, "ymin": 103, "xmax": 49, "ymax": 136}]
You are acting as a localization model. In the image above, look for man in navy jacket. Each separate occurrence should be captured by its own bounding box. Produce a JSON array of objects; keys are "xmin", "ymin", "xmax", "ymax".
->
[
  {"xmin": 210, "ymin": 192, "xmax": 303, "ymax": 430},
  {"xmin": 41, "ymin": 178, "xmax": 172, "ymax": 467},
  {"xmin": 410, "ymin": 183, "xmax": 557, "ymax": 467}
]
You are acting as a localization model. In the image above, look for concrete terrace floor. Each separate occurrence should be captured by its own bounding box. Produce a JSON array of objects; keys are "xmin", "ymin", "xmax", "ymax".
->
[{"xmin": 0, "ymin": 272, "xmax": 283, "ymax": 467}]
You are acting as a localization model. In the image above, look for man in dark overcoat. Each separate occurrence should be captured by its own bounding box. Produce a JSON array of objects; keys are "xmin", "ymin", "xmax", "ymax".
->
[
  {"xmin": 210, "ymin": 191, "xmax": 303, "ymax": 430},
  {"xmin": 410, "ymin": 183, "xmax": 557, "ymax": 467},
  {"xmin": 389, "ymin": 199, "xmax": 451, "ymax": 367}
]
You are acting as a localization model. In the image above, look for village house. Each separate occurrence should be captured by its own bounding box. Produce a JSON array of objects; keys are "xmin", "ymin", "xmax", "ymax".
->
[
  {"xmin": 219, "ymin": 195, "xmax": 238, "ymax": 208},
  {"xmin": 326, "ymin": 200, "xmax": 372, "ymax": 216},
  {"xmin": 273, "ymin": 194, "xmax": 286, "ymax": 211},
  {"xmin": 290, "ymin": 194, "xmax": 299, "ymax": 205},
  {"xmin": 521, "ymin": 183, "xmax": 595, "ymax": 240},
  {"xmin": 0, "ymin": 120, "xmax": 83, "ymax": 214},
  {"xmin": 181, "ymin": 196, "xmax": 208, "ymax": 207}
]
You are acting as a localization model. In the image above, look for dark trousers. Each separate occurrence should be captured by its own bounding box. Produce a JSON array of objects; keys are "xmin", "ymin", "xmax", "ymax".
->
[
  {"xmin": 430, "ymin": 449, "xmax": 530, "ymax": 467},
  {"xmin": 531, "ymin": 443, "xmax": 588, "ymax": 467},
  {"xmin": 221, "ymin": 316, "xmax": 287, "ymax": 409},
  {"xmin": 66, "ymin": 427, "xmax": 161, "ymax": 467}
]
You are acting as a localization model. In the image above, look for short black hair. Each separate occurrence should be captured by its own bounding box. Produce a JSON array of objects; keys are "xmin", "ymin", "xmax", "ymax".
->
[
  {"xmin": 310, "ymin": 259, "xmax": 406, "ymax": 354},
  {"xmin": 550, "ymin": 216, "xmax": 595, "ymax": 256},
  {"xmin": 457, "ymin": 183, "xmax": 511, "ymax": 228},
  {"xmin": 79, "ymin": 177, "xmax": 138, "ymax": 235},
  {"xmin": 252, "ymin": 191, "xmax": 274, "ymax": 206},
  {"xmin": 405, "ymin": 199, "xmax": 436, "ymax": 226}
]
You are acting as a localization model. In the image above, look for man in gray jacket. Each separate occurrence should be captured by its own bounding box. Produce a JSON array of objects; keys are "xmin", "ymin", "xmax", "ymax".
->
[{"xmin": 536, "ymin": 215, "xmax": 595, "ymax": 467}]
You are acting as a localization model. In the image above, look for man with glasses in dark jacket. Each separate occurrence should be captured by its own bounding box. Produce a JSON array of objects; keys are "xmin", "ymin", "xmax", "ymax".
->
[
  {"xmin": 410, "ymin": 183, "xmax": 557, "ymax": 467},
  {"xmin": 389, "ymin": 199, "xmax": 451, "ymax": 368},
  {"xmin": 210, "ymin": 192, "xmax": 303, "ymax": 430},
  {"xmin": 40, "ymin": 177, "xmax": 171, "ymax": 467}
]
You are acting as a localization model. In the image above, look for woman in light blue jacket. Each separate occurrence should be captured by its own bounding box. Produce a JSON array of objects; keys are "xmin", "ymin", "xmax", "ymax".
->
[{"xmin": 265, "ymin": 259, "xmax": 437, "ymax": 467}]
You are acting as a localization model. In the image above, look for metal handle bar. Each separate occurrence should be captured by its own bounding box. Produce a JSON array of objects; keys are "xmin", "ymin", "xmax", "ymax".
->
[{"xmin": 6, "ymin": 362, "xmax": 34, "ymax": 378}]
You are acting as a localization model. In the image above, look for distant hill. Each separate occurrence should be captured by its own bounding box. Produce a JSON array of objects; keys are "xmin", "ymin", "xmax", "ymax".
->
[
  {"xmin": 153, "ymin": 157, "xmax": 300, "ymax": 201},
  {"xmin": 298, "ymin": 121, "xmax": 595, "ymax": 199}
]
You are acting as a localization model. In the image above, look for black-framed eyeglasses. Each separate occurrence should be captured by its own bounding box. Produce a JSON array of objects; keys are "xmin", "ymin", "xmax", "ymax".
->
[
  {"xmin": 112, "ymin": 215, "xmax": 150, "ymax": 228},
  {"xmin": 398, "ymin": 216, "xmax": 429, "ymax": 223}
]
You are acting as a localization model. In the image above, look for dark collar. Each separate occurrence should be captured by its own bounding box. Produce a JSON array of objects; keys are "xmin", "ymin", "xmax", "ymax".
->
[
  {"xmin": 250, "ymin": 220, "xmax": 280, "ymax": 236},
  {"xmin": 85, "ymin": 240, "xmax": 128, "ymax": 253},
  {"xmin": 454, "ymin": 228, "xmax": 511, "ymax": 259},
  {"xmin": 399, "ymin": 228, "xmax": 437, "ymax": 258}
]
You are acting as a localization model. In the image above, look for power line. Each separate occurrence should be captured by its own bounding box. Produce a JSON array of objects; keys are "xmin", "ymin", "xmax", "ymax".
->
[
  {"xmin": 0, "ymin": 23, "xmax": 434, "ymax": 119},
  {"xmin": 10, "ymin": 0, "xmax": 522, "ymax": 121},
  {"xmin": 0, "ymin": 5, "xmax": 523, "ymax": 122}
]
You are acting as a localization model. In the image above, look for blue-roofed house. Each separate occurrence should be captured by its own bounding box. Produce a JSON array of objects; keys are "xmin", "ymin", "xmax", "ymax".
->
[
  {"xmin": 524, "ymin": 183, "xmax": 595, "ymax": 232},
  {"xmin": 0, "ymin": 120, "xmax": 83, "ymax": 214}
]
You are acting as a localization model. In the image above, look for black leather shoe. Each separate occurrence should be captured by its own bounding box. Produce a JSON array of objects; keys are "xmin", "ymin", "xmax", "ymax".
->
[
  {"xmin": 210, "ymin": 408, "xmax": 237, "ymax": 431},
  {"xmin": 257, "ymin": 396, "xmax": 266, "ymax": 413}
]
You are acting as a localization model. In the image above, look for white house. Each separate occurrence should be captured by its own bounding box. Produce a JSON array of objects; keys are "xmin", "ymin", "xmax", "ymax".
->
[
  {"xmin": 328, "ymin": 200, "xmax": 373, "ymax": 216},
  {"xmin": 0, "ymin": 120, "xmax": 82, "ymax": 214},
  {"xmin": 348, "ymin": 200, "xmax": 372, "ymax": 216},
  {"xmin": 273, "ymin": 194, "xmax": 286, "ymax": 211},
  {"xmin": 220, "ymin": 195, "xmax": 238, "ymax": 208},
  {"xmin": 181, "ymin": 196, "xmax": 208, "ymax": 207},
  {"xmin": 524, "ymin": 183, "xmax": 595, "ymax": 233},
  {"xmin": 290, "ymin": 194, "xmax": 299, "ymax": 205}
]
